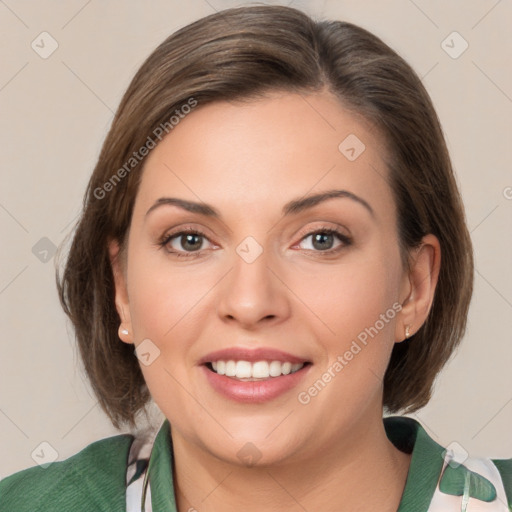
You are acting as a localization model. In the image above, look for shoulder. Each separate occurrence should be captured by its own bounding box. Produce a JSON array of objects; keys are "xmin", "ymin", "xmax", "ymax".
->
[
  {"xmin": 385, "ymin": 416, "xmax": 512, "ymax": 510},
  {"xmin": 0, "ymin": 432, "xmax": 134, "ymax": 512}
]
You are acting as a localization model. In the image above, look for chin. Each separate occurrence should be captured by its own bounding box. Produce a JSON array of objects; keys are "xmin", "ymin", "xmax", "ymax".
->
[{"xmin": 200, "ymin": 430, "xmax": 305, "ymax": 469}]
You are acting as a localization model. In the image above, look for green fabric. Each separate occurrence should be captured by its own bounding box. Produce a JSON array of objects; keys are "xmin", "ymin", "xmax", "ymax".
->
[
  {"xmin": 0, "ymin": 434, "xmax": 133, "ymax": 511},
  {"xmin": 439, "ymin": 464, "xmax": 497, "ymax": 502},
  {"xmin": 145, "ymin": 418, "xmax": 176, "ymax": 512},
  {"xmin": 386, "ymin": 416, "xmax": 445, "ymax": 511},
  {"xmin": 493, "ymin": 458, "xmax": 512, "ymax": 509}
]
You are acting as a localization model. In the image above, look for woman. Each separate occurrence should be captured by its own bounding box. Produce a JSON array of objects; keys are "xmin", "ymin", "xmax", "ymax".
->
[{"xmin": 1, "ymin": 5, "xmax": 510, "ymax": 511}]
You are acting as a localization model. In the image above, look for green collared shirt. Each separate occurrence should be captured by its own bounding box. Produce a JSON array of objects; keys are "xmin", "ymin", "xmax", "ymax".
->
[{"xmin": 1, "ymin": 416, "xmax": 511, "ymax": 511}]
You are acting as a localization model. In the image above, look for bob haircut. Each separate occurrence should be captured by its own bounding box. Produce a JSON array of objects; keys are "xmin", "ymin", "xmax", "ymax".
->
[{"xmin": 57, "ymin": 5, "xmax": 473, "ymax": 429}]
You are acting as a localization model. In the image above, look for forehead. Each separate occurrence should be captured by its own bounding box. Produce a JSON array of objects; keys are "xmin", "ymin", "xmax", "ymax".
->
[{"xmin": 135, "ymin": 91, "xmax": 393, "ymax": 223}]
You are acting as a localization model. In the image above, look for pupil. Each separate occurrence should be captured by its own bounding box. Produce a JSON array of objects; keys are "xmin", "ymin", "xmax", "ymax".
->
[{"xmin": 313, "ymin": 233, "xmax": 333, "ymax": 250}]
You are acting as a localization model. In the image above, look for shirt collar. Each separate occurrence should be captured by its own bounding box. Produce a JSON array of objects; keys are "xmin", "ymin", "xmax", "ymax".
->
[
  {"xmin": 384, "ymin": 416, "xmax": 445, "ymax": 511},
  {"xmin": 143, "ymin": 418, "xmax": 176, "ymax": 512}
]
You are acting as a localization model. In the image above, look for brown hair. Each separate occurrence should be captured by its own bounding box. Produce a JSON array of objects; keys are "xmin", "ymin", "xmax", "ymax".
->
[{"xmin": 57, "ymin": 5, "xmax": 473, "ymax": 429}]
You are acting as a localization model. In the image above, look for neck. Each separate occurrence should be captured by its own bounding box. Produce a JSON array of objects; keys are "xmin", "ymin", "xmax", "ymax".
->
[{"xmin": 170, "ymin": 411, "xmax": 411, "ymax": 512}]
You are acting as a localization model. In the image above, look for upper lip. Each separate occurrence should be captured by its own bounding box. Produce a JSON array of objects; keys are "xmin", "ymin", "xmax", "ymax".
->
[{"xmin": 198, "ymin": 347, "xmax": 310, "ymax": 365}]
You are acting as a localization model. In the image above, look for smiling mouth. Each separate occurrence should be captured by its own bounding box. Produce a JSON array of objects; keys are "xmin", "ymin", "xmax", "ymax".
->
[{"xmin": 205, "ymin": 360, "xmax": 312, "ymax": 381}]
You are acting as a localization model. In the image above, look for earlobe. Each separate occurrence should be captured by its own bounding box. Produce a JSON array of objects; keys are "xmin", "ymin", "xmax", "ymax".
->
[
  {"xmin": 395, "ymin": 234, "xmax": 441, "ymax": 343},
  {"xmin": 108, "ymin": 239, "xmax": 134, "ymax": 344},
  {"xmin": 118, "ymin": 325, "xmax": 132, "ymax": 344}
]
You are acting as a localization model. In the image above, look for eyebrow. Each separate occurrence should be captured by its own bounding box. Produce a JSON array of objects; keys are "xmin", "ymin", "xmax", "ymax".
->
[{"xmin": 145, "ymin": 189, "xmax": 375, "ymax": 219}]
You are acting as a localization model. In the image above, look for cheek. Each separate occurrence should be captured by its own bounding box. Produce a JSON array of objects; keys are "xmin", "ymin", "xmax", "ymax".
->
[
  {"xmin": 126, "ymin": 249, "xmax": 215, "ymax": 339},
  {"xmin": 293, "ymin": 249, "xmax": 403, "ymax": 421},
  {"xmin": 293, "ymin": 245, "xmax": 402, "ymax": 348},
  {"xmin": 125, "ymin": 254, "xmax": 219, "ymax": 423}
]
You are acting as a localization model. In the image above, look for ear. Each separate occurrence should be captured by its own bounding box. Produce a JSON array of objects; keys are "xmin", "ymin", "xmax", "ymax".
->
[
  {"xmin": 109, "ymin": 238, "xmax": 134, "ymax": 344},
  {"xmin": 395, "ymin": 234, "xmax": 441, "ymax": 342}
]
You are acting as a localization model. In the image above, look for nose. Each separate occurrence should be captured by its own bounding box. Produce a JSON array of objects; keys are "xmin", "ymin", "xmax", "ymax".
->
[{"xmin": 216, "ymin": 245, "xmax": 291, "ymax": 329}]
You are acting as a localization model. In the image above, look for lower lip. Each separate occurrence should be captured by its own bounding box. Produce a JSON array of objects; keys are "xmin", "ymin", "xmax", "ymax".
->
[{"xmin": 201, "ymin": 364, "xmax": 311, "ymax": 403}]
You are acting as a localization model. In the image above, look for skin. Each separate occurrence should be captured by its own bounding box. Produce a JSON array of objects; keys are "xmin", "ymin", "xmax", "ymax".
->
[{"xmin": 110, "ymin": 89, "xmax": 440, "ymax": 511}]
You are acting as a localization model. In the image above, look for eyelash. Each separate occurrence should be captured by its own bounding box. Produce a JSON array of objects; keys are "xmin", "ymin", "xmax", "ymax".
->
[{"xmin": 157, "ymin": 225, "xmax": 352, "ymax": 259}]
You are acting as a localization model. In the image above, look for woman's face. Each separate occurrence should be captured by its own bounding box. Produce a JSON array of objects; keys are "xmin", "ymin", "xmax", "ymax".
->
[{"xmin": 113, "ymin": 90, "xmax": 414, "ymax": 465}]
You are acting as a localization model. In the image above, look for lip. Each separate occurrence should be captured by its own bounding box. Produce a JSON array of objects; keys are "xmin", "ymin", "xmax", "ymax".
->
[
  {"xmin": 198, "ymin": 347, "xmax": 309, "ymax": 365},
  {"xmin": 201, "ymin": 363, "xmax": 312, "ymax": 403}
]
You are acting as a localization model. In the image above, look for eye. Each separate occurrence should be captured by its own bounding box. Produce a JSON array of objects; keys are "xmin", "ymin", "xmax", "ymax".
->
[
  {"xmin": 158, "ymin": 226, "xmax": 351, "ymax": 258},
  {"xmin": 159, "ymin": 228, "xmax": 213, "ymax": 257},
  {"xmin": 297, "ymin": 227, "xmax": 351, "ymax": 253}
]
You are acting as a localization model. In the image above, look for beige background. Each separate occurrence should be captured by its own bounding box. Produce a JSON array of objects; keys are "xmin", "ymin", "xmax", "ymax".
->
[{"xmin": 0, "ymin": 0, "xmax": 511, "ymax": 478}]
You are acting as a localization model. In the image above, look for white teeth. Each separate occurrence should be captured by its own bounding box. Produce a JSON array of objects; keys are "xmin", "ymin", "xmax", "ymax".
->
[
  {"xmin": 252, "ymin": 361, "xmax": 269, "ymax": 378},
  {"xmin": 209, "ymin": 359, "xmax": 305, "ymax": 379},
  {"xmin": 269, "ymin": 360, "xmax": 282, "ymax": 377},
  {"xmin": 226, "ymin": 360, "xmax": 236, "ymax": 376},
  {"xmin": 235, "ymin": 361, "xmax": 252, "ymax": 379}
]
